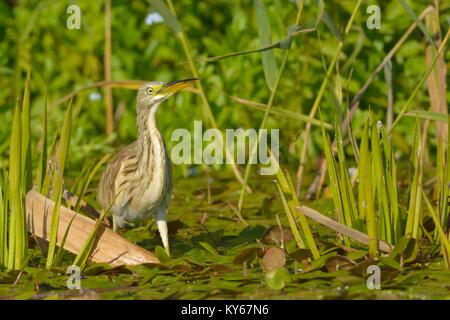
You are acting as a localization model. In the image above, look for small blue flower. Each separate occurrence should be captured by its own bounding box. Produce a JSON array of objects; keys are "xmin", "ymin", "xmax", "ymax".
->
[
  {"xmin": 89, "ymin": 92, "xmax": 102, "ymax": 101},
  {"xmin": 145, "ymin": 12, "xmax": 164, "ymax": 26}
]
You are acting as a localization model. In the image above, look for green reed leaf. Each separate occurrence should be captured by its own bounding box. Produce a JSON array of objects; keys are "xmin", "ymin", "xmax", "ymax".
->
[
  {"xmin": 439, "ymin": 116, "xmax": 450, "ymax": 227},
  {"xmin": 380, "ymin": 126, "xmax": 400, "ymax": 243},
  {"xmin": 0, "ymin": 178, "xmax": 6, "ymax": 267},
  {"xmin": 271, "ymin": 150, "xmax": 320, "ymax": 259},
  {"xmin": 75, "ymin": 153, "xmax": 111, "ymax": 212},
  {"xmin": 21, "ymin": 70, "xmax": 32, "ymax": 192},
  {"xmin": 321, "ymin": 117, "xmax": 344, "ymax": 223},
  {"xmin": 54, "ymin": 213, "xmax": 76, "ymax": 267},
  {"xmin": 335, "ymin": 119, "xmax": 357, "ymax": 226},
  {"xmin": 372, "ymin": 122, "xmax": 391, "ymax": 243},
  {"xmin": 54, "ymin": 100, "xmax": 73, "ymax": 186},
  {"xmin": 148, "ymin": 0, "xmax": 182, "ymax": 33},
  {"xmin": 422, "ymin": 189, "xmax": 450, "ymax": 269},
  {"xmin": 275, "ymin": 180, "xmax": 304, "ymax": 251},
  {"xmin": 405, "ymin": 118, "xmax": 422, "ymax": 239},
  {"xmin": 405, "ymin": 110, "xmax": 448, "ymax": 123},
  {"xmin": 322, "ymin": 11, "xmax": 343, "ymax": 41},
  {"xmin": 46, "ymin": 101, "xmax": 73, "ymax": 269},
  {"xmin": 314, "ymin": 0, "xmax": 324, "ymax": 27},
  {"xmin": 358, "ymin": 118, "xmax": 377, "ymax": 258},
  {"xmin": 46, "ymin": 182, "xmax": 63, "ymax": 269},
  {"xmin": 37, "ymin": 90, "xmax": 48, "ymax": 193},
  {"xmin": 399, "ymin": 0, "xmax": 437, "ymax": 50},
  {"xmin": 73, "ymin": 208, "xmax": 109, "ymax": 270},
  {"xmin": 8, "ymin": 100, "xmax": 27, "ymax": 270},
  {"xmin": 254, "ymin": 0, "xmax": 278, "ymax": 91}
]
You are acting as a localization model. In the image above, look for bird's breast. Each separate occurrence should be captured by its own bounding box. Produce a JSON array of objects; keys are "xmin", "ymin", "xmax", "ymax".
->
[{"xmin": 125, "ymin": 132, "xmax": 172, "ymax": 220}]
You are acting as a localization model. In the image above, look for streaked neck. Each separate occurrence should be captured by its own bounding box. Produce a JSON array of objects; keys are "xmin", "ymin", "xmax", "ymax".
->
[{"xmin": 137, "ymin": 104, "xmax": 164, "ymax": 168}]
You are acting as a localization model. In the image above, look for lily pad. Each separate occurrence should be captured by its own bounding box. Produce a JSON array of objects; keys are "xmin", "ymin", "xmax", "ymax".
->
[
  {"xmin": 265, "ymin": 267, "xmax": 291, "ymax": 290},
  {"xmin": 325, "ymin": 255, "xmax": 356, "ymax": 272},
  {"xmin": 233, "ymin": 247, "xmax": 259, "ymax": 265},
  {"xmin": 260, "ymin": 225, "xmax": 293, "ymax": 245},
  {"xmin": 262, "ymin": 247, "xmax": 286, "ymax": 272}
]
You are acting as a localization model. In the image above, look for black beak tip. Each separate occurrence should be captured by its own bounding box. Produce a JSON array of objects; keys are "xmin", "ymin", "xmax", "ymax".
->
[{"xmin": 165, "ymin": 78, "xmax": 198, "ymax": 87}]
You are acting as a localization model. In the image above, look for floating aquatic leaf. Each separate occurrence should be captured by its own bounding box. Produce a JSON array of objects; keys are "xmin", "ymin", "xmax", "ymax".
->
[
  {"xmin": 259, "ymin": 197, "xmax": 273, "ymax": 218},
  {"xmin": 265, "ymin": 266, "xmax": 291, "ymax": 290},
  {"xmin": 232, "ymin": 225, "xmax": 266, "ymax": 246},
  {"xmin": 209, "ymin": 264, "xmax": 234, "ymax": 274},
  {"xmin": 325, "ymin": 255, "xmax": 356, "ymax": 272},
  {"xmin": 167, "ymin": 220, "xmax": 186, "ymax": 236},
  {"xmin": 260, "ymin": 225, "xmax": 293, "ymax": 245},
  {"xmin": 233, "ymin": 247, "xmax": 259, "ymax": 265},
  {"xmin": 199, "ymin": 242, "xmax": 220, "ymax": 256},
  {"xmin": 83, "ymin": 263, "xmax": 112, "ymax": 276},
  {"xmin": 389, "ymin": 236, "xmax": 412, "ymax": 260},
  {"xmin": 349, "ymin": 258, "xmax": 378, "ymax": 277},
  {"xmin": 262, "ymin": 247, "xmax": 286, "ymax": 272},
  {"xmin": 170, "ymin": 263, "xmax": 192, "ymax": 273},
  {"xmin": 289, "ymin": 249, "xmax": 312, "ymax": 262},
  {"xmin": 378, "ymin": 257, "xmax": 401, "ymax": 270},
  {"xmin": 155, "ymin": 245, "xmax": 170, "ymax": 262},
  {"xmin": 192, "ymin": 185, "xmax": 227, "ymax": 196}
]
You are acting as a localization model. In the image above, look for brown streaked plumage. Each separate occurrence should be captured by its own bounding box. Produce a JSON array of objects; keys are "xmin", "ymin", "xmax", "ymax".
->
[{"xmin": 98, "ymin": 79, "xmax": 197, "ymax": 255}]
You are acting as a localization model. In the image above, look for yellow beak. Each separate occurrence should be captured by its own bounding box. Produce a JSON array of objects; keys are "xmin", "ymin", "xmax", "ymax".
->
[{"xmin": 160, "ymin": 78, "xmax": 198, "ymax": 95}]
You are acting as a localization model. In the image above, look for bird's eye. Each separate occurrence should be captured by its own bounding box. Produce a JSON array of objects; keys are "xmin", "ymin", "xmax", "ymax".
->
[{"xmin": 147, "ymin": 87, "xmax": 154, "ymax": 95}]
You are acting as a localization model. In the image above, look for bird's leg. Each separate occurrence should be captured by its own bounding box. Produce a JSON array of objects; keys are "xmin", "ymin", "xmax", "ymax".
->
[
  {"xmin": 156, "ymin": 208, "xmax": 170, "ymax": 256},
  {"xmin": 112, "ymin": 215, "xmax": 131, "ymax": 232},
  {"xmin": 113, "ymin": 215, "xmax": 118, "ymax": 232}
]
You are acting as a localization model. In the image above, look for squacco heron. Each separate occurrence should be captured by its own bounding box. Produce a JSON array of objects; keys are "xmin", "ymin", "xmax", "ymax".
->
[{"xmin": 98, "ymin": 79, "xmax": 197, "ymax": 255}]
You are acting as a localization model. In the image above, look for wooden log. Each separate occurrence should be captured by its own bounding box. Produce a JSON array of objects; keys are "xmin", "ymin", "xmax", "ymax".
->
[{"xmin": 26, "ymin": 190, "xmax": 159, "ymax": 266}]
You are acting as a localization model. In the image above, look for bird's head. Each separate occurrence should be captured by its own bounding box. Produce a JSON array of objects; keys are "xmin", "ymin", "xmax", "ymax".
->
[{"xmin": 137, "ymin": 78, "xmax": 197, "ymax": 110}]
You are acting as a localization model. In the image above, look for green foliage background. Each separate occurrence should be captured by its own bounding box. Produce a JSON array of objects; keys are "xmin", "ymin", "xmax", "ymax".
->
[
  {"xmin": 0, "ymin": 0, "xmax": 450, "ymax": 300},
  {"xmin": 1, "ymin": 0, "xmax": 448, "ymax": 184}
]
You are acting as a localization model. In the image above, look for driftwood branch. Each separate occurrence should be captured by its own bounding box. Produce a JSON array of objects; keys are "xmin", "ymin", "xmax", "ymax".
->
[
  {"xmin": 26, "ymin": 190, "xmax": 159, "ymax": 266},
  {"xmin": 296, "ymin": 205, "xmax": 393, "ymax": 254}
]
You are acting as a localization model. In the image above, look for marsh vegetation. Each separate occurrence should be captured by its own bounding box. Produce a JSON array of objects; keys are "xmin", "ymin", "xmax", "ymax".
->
[{"xmin": 0, "ymin": 0, "xmax": 449, "ymax": 299}]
